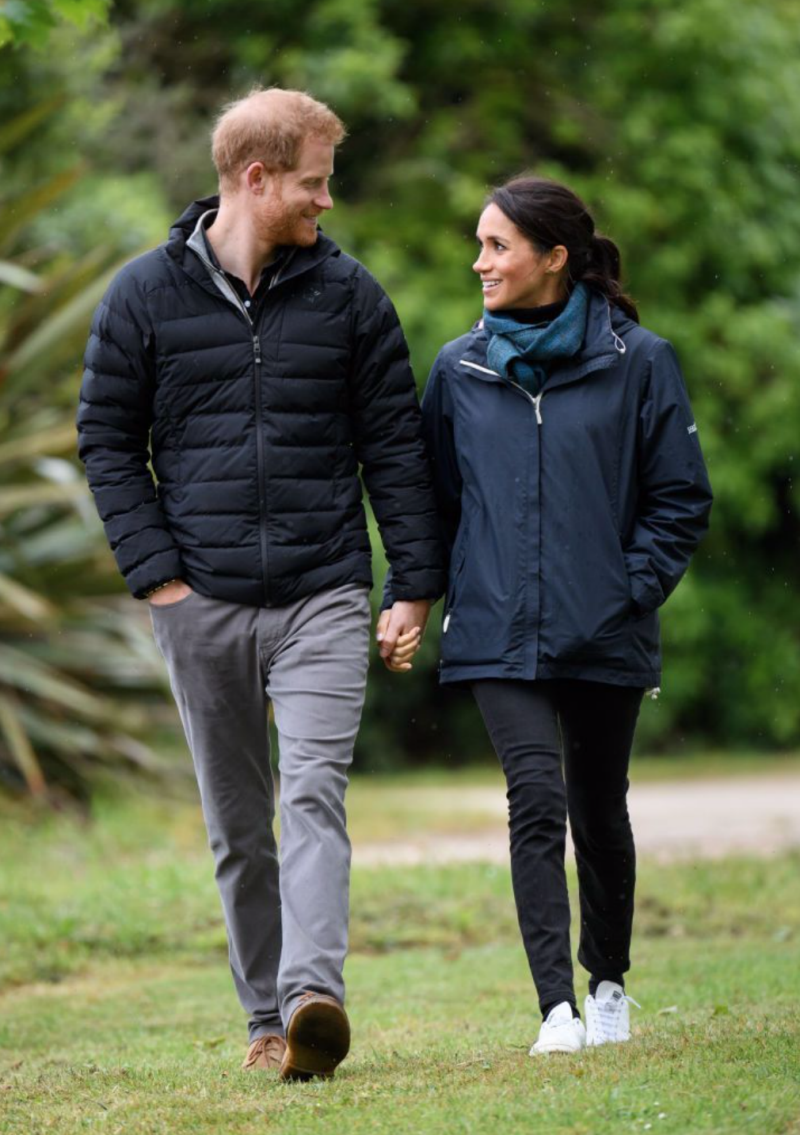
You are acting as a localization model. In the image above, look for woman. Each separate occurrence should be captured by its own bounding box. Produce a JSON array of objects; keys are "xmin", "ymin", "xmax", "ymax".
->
[{"xmin": 384, "ymin": 177, "xmax": 712, "ymax": 1054}]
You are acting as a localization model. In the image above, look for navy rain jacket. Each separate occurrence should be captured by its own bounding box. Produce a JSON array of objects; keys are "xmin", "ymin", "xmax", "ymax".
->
[{"xmin": 422, "ymin": 289, "xmax": 713, "ymax": 688}]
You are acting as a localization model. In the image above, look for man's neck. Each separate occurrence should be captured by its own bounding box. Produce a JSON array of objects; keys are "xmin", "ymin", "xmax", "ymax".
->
[{"xmin": 205, "ymin": 200, "xmax": 278, "ymax": 295}]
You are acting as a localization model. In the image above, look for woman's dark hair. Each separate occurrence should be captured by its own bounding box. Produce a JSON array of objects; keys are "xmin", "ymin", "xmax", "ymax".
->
[{"xmin": 486, "ymin": 176, "xmax": 639, "ymax": 323}]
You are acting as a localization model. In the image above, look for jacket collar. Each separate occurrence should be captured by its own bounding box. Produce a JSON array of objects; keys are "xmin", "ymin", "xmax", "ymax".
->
[
  {"xmin": 165, "ymin": 195, "xmax": 340, "ymax": 299},
  {"xmin": 459, "ymin": 289, "xmax": 632, "ymax": 387}
]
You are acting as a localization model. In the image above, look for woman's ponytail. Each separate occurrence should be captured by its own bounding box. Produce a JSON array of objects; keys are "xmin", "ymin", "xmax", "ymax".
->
[{"xmin": 582, "ymin": 234, "xmax": 639, "ymax": 324}]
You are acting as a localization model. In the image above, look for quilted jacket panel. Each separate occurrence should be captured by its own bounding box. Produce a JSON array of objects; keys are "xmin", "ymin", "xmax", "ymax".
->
[{"xmin": 78, "ymin": 196, "xmax": 446, "ymax": 606}]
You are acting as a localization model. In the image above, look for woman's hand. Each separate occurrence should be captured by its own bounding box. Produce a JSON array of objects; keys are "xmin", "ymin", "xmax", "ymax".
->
[
  {"xmin": 376, "ymin": 601, "xmax": 429, "ymax": 672},
  {"xmin": 385, "ymin": 625, "xmax": 422, "ymax": 672}
]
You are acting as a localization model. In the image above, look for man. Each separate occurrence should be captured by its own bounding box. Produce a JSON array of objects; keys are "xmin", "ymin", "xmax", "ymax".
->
[{"xmin": 77, "ymin": 87, "xmax": 444, "ymax": 1081}]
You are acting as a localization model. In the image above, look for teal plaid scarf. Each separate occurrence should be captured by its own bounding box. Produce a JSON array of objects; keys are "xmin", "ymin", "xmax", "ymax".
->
[{"xmin": 484, "ymin": 283, "xmax": 589, "ymax": 395}]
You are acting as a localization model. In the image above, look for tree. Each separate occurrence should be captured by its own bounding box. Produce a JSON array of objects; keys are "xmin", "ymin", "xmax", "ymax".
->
[
  {"xmin": 0, "ymin": 0, "xmax": 110, "ymax": 49},
  {"xmin": 0, "ymin": 96, "xmax": 172, "ymax": 795},
  {"xmin": 3, "ymin": 0, "xmax": 799, "ymax": 792}
]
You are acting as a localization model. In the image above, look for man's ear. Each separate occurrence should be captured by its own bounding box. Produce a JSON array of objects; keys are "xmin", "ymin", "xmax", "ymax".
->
[{"xmin": 244, "ymin": 161, "xmax": 270, "ymax": 196}]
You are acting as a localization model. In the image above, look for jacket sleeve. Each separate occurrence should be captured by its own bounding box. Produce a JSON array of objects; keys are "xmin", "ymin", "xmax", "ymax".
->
[
  {"xmin": 624, "ymin": 339, "xmax": 713, "ymax": 616},
  {"xmin": 420, "ymin": 352, "xmax": 463, "ymax": 559},
  {"xmin": 380, "ymin": 351, "xmax": 463, "ymax": 609},
  {"xmin": 77, "ymin": 264, "xmax": 184, "ymax": 599},
  {"xmin": 349, "ymin": 267, "xmax": 446, "ymax": 604}
]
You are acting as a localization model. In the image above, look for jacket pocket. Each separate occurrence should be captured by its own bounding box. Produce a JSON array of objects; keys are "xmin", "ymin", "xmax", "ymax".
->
[
  {"xmin": 540, "ymin": 541, "xmax": 633, "ymax": 665},
  {"xmin": 442, "ymin": 527, "xmax": 469, "ymax": 633},
  {"xmin": 149, "ymin": 589, "xmax": 199, "ymax": 614},
  {"xmin": 623, "ymin": 550, "xmax": 665, "ymax": 618}
]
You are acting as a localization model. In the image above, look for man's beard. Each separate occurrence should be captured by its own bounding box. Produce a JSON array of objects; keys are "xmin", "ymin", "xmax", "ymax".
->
[{"xmin": 256, "ymin": 197, "xmax": 317, "ymax": 248}]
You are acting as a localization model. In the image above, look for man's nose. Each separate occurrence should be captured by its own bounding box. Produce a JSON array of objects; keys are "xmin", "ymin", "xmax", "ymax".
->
[{"xmin": 316, "ymin": 185, "xmax": 334, "ymax": 211}]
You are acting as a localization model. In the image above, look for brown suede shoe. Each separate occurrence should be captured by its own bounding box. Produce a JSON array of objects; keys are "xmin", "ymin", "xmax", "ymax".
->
[
  {"xmin": 242, "ymin": 1033, "xmax": 287, "ymax": 1072},
  {"xmin": 279, "ymin": 992, "xmax": 351, "ymax": 1081}
]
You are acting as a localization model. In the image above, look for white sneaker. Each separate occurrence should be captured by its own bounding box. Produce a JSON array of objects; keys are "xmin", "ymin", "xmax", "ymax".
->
[
  {"xmin": 530, "ymin": 1001, "xmax": 587, "ymax": 1055},
  {"xmin": 584, "ymin": 981, "xmax": 640, "ymax": 1046}
]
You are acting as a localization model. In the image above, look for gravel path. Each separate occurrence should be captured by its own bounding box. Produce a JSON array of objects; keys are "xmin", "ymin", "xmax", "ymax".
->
[{"xmin": 353, "ymin": 772, "xmax": 800, "ymax": 867}]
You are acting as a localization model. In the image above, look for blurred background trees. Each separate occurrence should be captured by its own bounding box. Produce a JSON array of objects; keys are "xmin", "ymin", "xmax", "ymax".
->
[{"xmin": 1, "ymin": 0, "xmax": 799, "ymax": 793}]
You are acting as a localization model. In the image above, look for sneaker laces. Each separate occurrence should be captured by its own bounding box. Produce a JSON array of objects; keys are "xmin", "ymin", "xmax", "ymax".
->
[
  {"xmin": 243, "ymin": 1034, "xmax": 286, "ymax": 1068},
  {"xmin": 593, "ymin": 992, "xmax": 640, "ymax": 1043}
]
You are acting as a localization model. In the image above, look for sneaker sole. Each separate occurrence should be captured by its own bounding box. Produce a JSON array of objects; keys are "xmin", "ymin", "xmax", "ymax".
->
[
  {"xmin": 531, "ymin": 1044, "xmax": 584, "ymax": 1055},
  {"xmin": 279, "ymin": 1000, "xmax": 351, "ymax": 1082}
]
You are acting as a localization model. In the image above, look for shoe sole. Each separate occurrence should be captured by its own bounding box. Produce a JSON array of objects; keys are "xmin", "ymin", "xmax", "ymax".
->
[
  {"xmin": 531, "ymin": 1044, "xmax": 584, "ymax": 1055},
  {"xmin": 279, "ymin": 1000, "xmax": 351, "ymax": 1082}
]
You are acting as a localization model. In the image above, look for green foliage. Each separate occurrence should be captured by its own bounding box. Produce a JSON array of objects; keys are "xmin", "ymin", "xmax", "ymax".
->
[
  {"xmin": 0, "ymin": 104, "xmax": 171, "ymax": 796},
  {"xmin": 2, "ymin": 0, "xmax": 799, "ymax": 790},
  {"xmin": 0, "ymin": 0, "xmax": 109, "ymax": 49}
]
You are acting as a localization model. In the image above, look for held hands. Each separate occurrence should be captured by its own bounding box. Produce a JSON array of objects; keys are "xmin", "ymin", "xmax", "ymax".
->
[
  {"xmin": 147, "ymin": 579, "xmax": 193, "ymax": 606},
  {"xmin": 376, "ymin": 600, "xmax": 431, "ymax": 673}
]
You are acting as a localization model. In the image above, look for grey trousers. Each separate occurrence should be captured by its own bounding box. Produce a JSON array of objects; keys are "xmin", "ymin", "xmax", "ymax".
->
[{"xmin": 151, "ymin": 583, "xmax": 371, "ymax": 1040}]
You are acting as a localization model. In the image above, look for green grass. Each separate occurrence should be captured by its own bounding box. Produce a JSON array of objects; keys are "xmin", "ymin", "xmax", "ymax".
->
[{"xmin": 1, "ymin": 793, "xmax": 799, "ymax": 1134}]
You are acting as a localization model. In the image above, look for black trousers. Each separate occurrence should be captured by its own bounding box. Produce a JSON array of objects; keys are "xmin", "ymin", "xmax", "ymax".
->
[{"xmin": 472, "ymin": 679, "xmax": 644, "ymax": 1015}]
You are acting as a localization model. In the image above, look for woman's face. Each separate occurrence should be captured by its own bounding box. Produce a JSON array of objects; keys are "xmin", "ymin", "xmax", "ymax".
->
[{"xmin": 473, "ymin": 203, "xmax": 566, "ymax": 310}]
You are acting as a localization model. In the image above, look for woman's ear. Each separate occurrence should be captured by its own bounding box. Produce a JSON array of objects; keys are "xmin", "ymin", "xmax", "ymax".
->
[{"xmin": 546, "ymin": 245, "xmax": 569, "ymax": 275}]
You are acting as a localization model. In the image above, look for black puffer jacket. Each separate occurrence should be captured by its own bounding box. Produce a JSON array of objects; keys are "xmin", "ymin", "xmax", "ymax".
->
[{"xmin": 78, "ymin": 196, "xmax": 445, "ymax": 606}]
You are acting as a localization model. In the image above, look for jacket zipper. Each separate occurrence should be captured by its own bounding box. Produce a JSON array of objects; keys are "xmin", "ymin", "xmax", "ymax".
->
[
  {"xmin": 250, "ymin": 324, "xmax": 271, "ymax": 603},
  {"xmin": 459, "ymin": 359, "xmax": 544, "ymax": 423},
  {"xmin": 190, "ymin": 247, "xmax": 272, "ymax": 603},
  {"xmin": 459, "ymin": 359, "xmax": 500, "ymax": 378},
  {"xmin": 448, "ymin": 362, "xmax": 544, "ymax": 644},
  {"xmin": 510, "ymin": 383, "xmax": 544, "ymax": 425},
  {"xmin": 507, "ymin": 381, "xmax": 543, "ymax": 675},
  {"xmin": 459, "ymin": 359, "xmax": 542, "ymax": 671}
]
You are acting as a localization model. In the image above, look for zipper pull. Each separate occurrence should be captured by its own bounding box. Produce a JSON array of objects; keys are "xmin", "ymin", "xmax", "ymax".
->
[
  {"xmin": 533, "ymin": 393, "xmax": 543, "ymax": 425},
  {"xmin": 252, "ymin": 335, "xmax": 261, "ymax": 363}
]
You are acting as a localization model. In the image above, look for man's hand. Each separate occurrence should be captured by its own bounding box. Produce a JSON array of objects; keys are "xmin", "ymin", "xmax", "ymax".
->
[
  {"xmin": 147, "ymin": 579, "xmax": 193, "ymax": 607},
  {"xmin": 376, "ymin": 600, "xmax": 431, "ymax": 672}
]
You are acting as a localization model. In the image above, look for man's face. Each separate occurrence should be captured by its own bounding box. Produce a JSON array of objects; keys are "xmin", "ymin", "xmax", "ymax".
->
[{"xmin": 254, "ymin": 137, "xmax": 335, "ymax": 248}]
